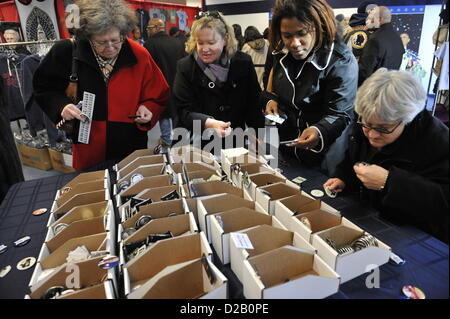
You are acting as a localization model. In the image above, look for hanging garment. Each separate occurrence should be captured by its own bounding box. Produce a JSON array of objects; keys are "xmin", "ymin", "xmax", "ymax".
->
[
  {"xmin": 435, "ymin": 41, "xmax": 449, "ymax": 91},
  {"xmin": 0, "ymin": 53, "xmax": 27, "ymax": 121},
  {"xmin": 176, "ymin": 10, "xmax": 188, "ymax": 32}
]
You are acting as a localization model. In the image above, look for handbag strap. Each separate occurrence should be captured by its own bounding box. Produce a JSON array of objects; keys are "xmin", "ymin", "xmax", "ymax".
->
[{"xmin": 65, "ymin": 38, "xmax": 78, "ymax": 103}]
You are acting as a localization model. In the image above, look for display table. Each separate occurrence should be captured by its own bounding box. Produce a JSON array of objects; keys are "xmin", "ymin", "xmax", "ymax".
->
[{"xmin": 0, "ymin": 160, "xmax": 448, "ymax": 299}]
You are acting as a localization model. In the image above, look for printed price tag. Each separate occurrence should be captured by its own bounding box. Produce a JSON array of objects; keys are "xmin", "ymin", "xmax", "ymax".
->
[
  {"xmin": 230, "ymin": 233, "xmax": 254, "ymax": 250},
  {"xmin": 78, "ymin": 92, "xmax": 95, "ymax": 144}
]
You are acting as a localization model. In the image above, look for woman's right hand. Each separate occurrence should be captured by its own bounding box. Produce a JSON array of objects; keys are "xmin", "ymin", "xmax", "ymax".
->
[
  {"xmin": 61, "ymin": 103, "xmax": 83, "ymax": 121},
  {"xmin": 265, "ymin": 100, "xmax": 279, "ymax": 116},
  {"xmin": 323, "ymin": 178, "xmax": 346, "ymax": 193},
  {"xmin": 205, "ymin": 118, "xmax": 232, "ymax": 137}
]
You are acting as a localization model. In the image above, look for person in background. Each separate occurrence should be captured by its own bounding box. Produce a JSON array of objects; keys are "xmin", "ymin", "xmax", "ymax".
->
[
  {"xmin": 358, "ymin": 6, "xmax": 404, "ymax": 85},
  {"xmin": 263, "ymin": 0, "xmax": 357, "ymax": 170},
  {"xmin": 232, "ymin": 24, "xmax": 245, "ymax": 51},
  {"xmin": 242, "ymin": 26, "xmax": 269, "ymax": 89},
  {"xmin": 144, "ymin": 18, "xmax": 186, "ymax": 149},
  {"xmin": 173, "ymin": 11, "xmax": 264, "ymax": 147},
  {"xmin": 33, "ymin": 0, "xmax": 169, "ymax": 171},
  {"xmin": 131, "ymin": 27, "xmax": 144, "ymax": 45},
  {"xmin": 263, "ymin": 27, "xmax": 270, "ymax": 40},
  {"xmin": 3, "ymin": 29, "xmax": 31, "ymax": 55},
  {"xmin": 169, "ymin": 26, "xmax": 187, "ymax": 47},
  {"xmin": 400, "ymin": 32, "xmax": 410, "ymax": 51},
  {"xmin": 324, "ymin": 69, "xmax": 449, "ymax": 243},
  {"xmin": 343, "ymin": 11, "xmax": 371, "ymax": 62}
]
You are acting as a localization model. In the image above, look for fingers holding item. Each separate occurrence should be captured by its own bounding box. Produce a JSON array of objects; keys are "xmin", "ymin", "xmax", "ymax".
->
[
  {"xmin": 135, "ymin": 105, "xmax": 153, "ymax": 124},
  {"xmin": 61, "ymin": 104, "xmax": 83, "ymax": 121},
  {"xmin": 290, "ymin": 127, "xmax": 319, "ymax": 149},
  {"xmin": 265, "ymin": 100, "xmax": 279, "ymax": 116},
  {"xmin": 323, "ymin": 178, "xmax": 345, "ymax": 193}
]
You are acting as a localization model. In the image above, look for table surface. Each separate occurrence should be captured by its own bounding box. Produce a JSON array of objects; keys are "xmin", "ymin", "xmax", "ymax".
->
[{"xmin": 0, "ymin": 161, "xmax": 448, "ymax": 299}]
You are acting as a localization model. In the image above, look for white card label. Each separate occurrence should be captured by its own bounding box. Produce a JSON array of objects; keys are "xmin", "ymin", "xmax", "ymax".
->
[
  {"xmin": 230, "ymin": 233, "xmax": 254, "ymax": 250},
  {"xmin": 265, "ymin": 114, "xmax": 286, "ymax": 124},
  {"xmin": 78, "ymin": 92, "xmax": 95, "ymax": 144}
]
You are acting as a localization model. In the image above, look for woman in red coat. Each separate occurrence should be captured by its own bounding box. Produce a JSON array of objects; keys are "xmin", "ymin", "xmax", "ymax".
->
[{"xmin": 33, "ymin": 0, "xmax": 169, "ymax": 170}]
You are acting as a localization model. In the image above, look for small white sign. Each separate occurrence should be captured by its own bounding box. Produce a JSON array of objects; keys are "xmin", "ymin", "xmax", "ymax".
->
[
  {"xmin": 231, "ymin": 233, "xmax": 254, "ymax": 250},
  {"xmin": 265, "ymin": 114, "xmax": 286, "ymax": 124}
]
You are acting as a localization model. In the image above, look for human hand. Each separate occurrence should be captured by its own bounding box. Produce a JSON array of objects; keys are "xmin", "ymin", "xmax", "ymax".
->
[
  {"xmin": 61, "ymin": 103, "xmax": 84, "ymax": 121},
  {"xmin": 265, "ymin": 100, "xmax": 279, "ymax": 116},
  {"xmin": 135, "ymin": 105, "xmax": 153, "ymax": 124},
  {"xmin": 205, "ymin": 118, "xmax": 232, "ymax": 137},
  {"xmin": 288, "ymin": 127, "xmax": 320, "ymax": 149},
  {"xmin": 323, "ymin": 178, "xmax": 346, "ymax": 193},
  {"xmin": 353, "ymin": 163, "xmax": 389, "ymax": 191}
]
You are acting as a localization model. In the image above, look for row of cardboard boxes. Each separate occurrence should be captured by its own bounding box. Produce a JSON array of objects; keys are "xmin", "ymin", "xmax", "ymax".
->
[{"xmin": 17, "ymin": 143, "xmax": 75, "ymax": 173}]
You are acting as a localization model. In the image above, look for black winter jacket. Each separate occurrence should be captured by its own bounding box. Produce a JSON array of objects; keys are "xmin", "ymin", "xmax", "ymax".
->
[
  {"xmin": 173, "ymin": 52, "xmax": 265, "ymax": 132},
  {"xmin": 335, "ymin": 110, "xmax": 449, "ymax": 243}
]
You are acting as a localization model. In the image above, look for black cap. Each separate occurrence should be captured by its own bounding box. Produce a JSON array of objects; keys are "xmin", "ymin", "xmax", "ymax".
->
[
  {"xmin": 349, "ymin": 12, "xmax": 368, "ymax": 27},
  {"xmin": 169, "ymin": 26, "xmax": 180, "ymax": 36},
  {"xmin": 357, "ymin": 1, "xmax": 378, "ymax": 14}
]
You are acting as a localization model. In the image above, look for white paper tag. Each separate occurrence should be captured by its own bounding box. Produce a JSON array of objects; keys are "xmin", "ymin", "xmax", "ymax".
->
[
  {"xmin": 230, "ymin": 233, "xmax": 254, "ymax": 250},
  {"xmin": 78, "ymin": 92, "xmax": 95, "ymax": 144},
  {"xmin": 265, "ymin": 114, "xmax": 286, "ymax": 124}
]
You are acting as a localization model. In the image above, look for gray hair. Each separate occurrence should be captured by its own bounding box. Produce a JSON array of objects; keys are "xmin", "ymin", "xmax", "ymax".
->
[
  {"xmin": 75, "ymin": 0, "xmax": 136, "ymax": 39},
  {"xmin": 355, "ymin": 69, "xmax": 426, "ymax": 124},
  {"xmin": 378, "ymin": 6, "xmax": 392, "ymax": 23},
  {"xmin": 4, "ymin": 29, "xmax": 20, "ymax": 41}
]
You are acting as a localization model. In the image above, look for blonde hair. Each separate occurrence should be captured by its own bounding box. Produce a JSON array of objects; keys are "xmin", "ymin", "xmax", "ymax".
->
[{"xmin": 185, "ymin": 13, "xmax": 238, "ymax": 59}]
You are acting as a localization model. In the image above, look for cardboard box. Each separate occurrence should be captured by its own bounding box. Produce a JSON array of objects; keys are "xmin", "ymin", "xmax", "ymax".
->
[
  {"xmin": 116, "ymin": 174, "xmax": 173, "ymax": 206},
  {"xmin": 28, "ymin": 256, "xmax": 115, "ymax": 299},
  {"xmin": 51, "ymin": 189, "xmax": 109, "ymax": 219},
  {"xmin": 255, "ymin": 182, "xmax": 302, "ymax": 215},
  {"xmin": 186, "ymin": 170, "xmax": 222, "ymax": 183},
  {"xmin": 229, "ymin": 162, "xmax": 274, "ymax": 188},
  {"xmin": 242, "ymin": 246, "xmax": 340, "ymax": 299},
  {"xmin": 48, "ymin": 148, "xmax": 76, "ymax": 173},
  {"xmin": 126, "ymin": 258, "xmax": 227, "ymax": 299},
  {"xmin": 221, "ymin": 148, "xmax": 266, "ymax": 179},
  {"xmin": 116, "ymin": 163, "xmax": 166, "ymax": 191},
  {"xmin": 57, "ymin": 281, "xmax": 115, "ymax": 299},
  {"xmin": 170, "ymin": 145, "xmax": 219, "ymax": 169},
  {"xmin": 210, "ymin": 207, "xmax": 282, "ymax": 264},
  {"xmin": 171, "ymin": 162, "xmax": 221, "ymax": 176},
  {"xmin": 189, "ymin": 180, "xmax": 243, "ymax": 199},
  {"xmin": 17, "ymin": 143, "xmax": 52, "ymax": 170},
  {"xmin": 117, "ymin": 154, "xmax": 166, "ymax": 180},
  {"xmin": 56, "ymin": 179, "xmax": 105, "ymax": 207},
  {"xmin": 229, "ymin": 224, "xmax": 316, "ymax": 283},
  {"xmin": 123, "ymin": 232, "xmax": 212, "ymax": 295},
  {"xmin": 312, "ymin": 219, "xmax": 391, "ymax": 283},
  {"xmin": 59, "ymin": 170, "xmax": 108, "ymax": 193},
  {"xmin": 197, "ymin": 193, "xmax": 266, "ymax": 243},
  {"xmin": 115, "ymin": 148, "xmax": 157, "ymax": 171},
  {"xmin": 243, "ymin": 172, "xmax": 296, "ymax": 201},
  {"xmin": 47, "ymin": 201, "xmax": 110, "ymax": 227}
]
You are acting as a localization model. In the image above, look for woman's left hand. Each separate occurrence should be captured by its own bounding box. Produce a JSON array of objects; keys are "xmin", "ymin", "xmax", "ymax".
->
[
  {"xmin": 135, "ymin": 105, "xmax": 153, "ymax": 124},
  {"xmin": 353, "ymin": 164, "xmax": 389, "ymax": 191},
  {"xmin": 288, "ymin": 127, "xmax": 319, "ymax": 149}
]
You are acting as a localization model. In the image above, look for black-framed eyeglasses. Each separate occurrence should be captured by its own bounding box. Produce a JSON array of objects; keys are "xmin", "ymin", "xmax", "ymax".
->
[
  {"xmin": 195, "ymin": 10, "xmax": 226, "ymax": 26},
  {"xmin": 91, "ymin": 36, "xmax": 124, "ymax": 49},
  {"xmin": 357, "ymin": 116, "xmax": 402, "ymax": 134}
]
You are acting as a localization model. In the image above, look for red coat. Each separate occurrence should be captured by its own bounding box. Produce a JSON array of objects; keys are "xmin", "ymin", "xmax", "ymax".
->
[{"xmin": 34, "ymin": 38, "xmax": 169, "ymax": 170}]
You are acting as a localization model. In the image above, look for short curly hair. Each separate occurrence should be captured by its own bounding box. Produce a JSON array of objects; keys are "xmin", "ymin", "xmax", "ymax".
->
[{"xmin": 74, "ymin": 0, "xmax": 136, "ymax": 39}]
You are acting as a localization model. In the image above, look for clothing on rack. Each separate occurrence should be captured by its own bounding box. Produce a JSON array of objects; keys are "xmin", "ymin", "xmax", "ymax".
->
[
  {"xmin": 0, "ymin": 52, "xmax": 27, "ymax": 121},
  {"xmin": 435, "ymin": 41, "xmax": 449, "ymax": 91}
]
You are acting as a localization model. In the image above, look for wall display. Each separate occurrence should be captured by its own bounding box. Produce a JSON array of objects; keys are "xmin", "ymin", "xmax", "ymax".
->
[{"xmin": 390, "ymin": 5, "xmax": 425, "ymax": 54}]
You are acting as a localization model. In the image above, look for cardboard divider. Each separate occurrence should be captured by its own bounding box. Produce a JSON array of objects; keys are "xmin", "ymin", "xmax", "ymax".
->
[
  {"xmin": 255, "ymin": 182, "xmax": 301, "ymax": 215},
  {"xmin": 52, "ymin": 190, "xmax": 109, "ymax": 217},
  {"xmin": 190, "ymin": 180, "xmax": 243, "ymax": 199},
  {"xmin": 125, "ymin": 232, "xmax": 212, "ymax": 286},
  {"xmin": 170, "ymin": 146, "xmax": 219, "ymax": 168},
  {"xmin": 48, "ymin": 201, "xmax": 109, "ymax": 228},
  {"xmin": 292, "ymin": 210, "xmax": 342, "ymax": 243},
  {"xmin": 221, "ymin": 149, "xmax": 266, "ymax": 178},
  {"xmin": 127, "ymin": 258, "xmax": 227, "ymax": 299},
  {"xmin": 40, "ymin": 233, "xmax": 108, "ymax": 270},
  {"xmin": 29, "ymin": 256, "xmax": 108, "ymax": 299},
  {"xmin": 171, "ymin": 162, "xmax": 220, "ymax": 176},
  {"xmin": 56, "ymin": 180, "xmax": 105, "ymax": 207},
  {"xmin": 117, "ymin": 155, "xmax": 166, "ymax": 179},
  {"xmin": 242, "ymin": 246, "xmax": 340, "ymax": 299},
  {"xmin": 60, "ymin": 170, "xmax": 106, "ymax": 191},
  {"xmin": 58, "ymin": 281, "xmax": 115, "ymax": 299},
  {"xmin": 116, "ymin": 163, "xmax": 166, "ymax": 186},
  {"xmin": 115, "ymin": 149, "xmax": 157, "ymax": 171},
  {"xmin": 243, "ymin": 173, "xmax": 287, "ymax": 200},
  {"xmin": 187, "ymin": 170, "xmax": 221, "ymax": 182},
  {"xmin": 117, "ymin": 175, "xmax": 173, "ymax": 205}
]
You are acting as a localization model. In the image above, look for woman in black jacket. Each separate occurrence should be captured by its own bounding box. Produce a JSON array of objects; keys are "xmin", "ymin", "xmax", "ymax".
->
[
  {"xmin": 264, "ymin": 0, "xmax": 357, "ymax": 168},
  {"xmin": 173, "ymin": 11, "xmax": 264, "ymax": 149},
  {"xmin": 324, "ymin": 69, "xmax": 449, "ymax": 243}
]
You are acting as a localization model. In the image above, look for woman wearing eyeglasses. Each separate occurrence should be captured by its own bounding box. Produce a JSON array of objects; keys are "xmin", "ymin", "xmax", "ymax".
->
[
  {"xmin": 265, "ymin": 0, "xmax": 357, "ymax": 169},
  {"xmin": 172, "ymin": 11, "xmax": 264, "ymax": 146},
  {"xmin": 324, "ymin": 69, "xmax": 449, "ymax": 243},
  {"xmin": 33, "ymin": 0, "xmax": 169, "ymax": 170}
]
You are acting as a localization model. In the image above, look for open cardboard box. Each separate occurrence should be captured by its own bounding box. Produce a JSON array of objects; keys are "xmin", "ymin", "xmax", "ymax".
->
[
  {"xmin": 117, "ymin": 154, "xmax": 166, "ymax": 180},
  {"xmin": 210, "ymin": 207, "xmax": 282, "ymax": 264},
  {"xmin": 171, "ymin": 162, "xmax": 221, "ymax": 177},
  {"xmin": 123, "ymin": 232, "xmax": 212, "ymax": 295},
  {"xmin": 126, "ymin": 257, "xmax": 227, "ymax": 299},
  {"xmin": 170, "ymin": 145, "xmax": 219, "ymax": 169},
  {"xmin": 57, "ymin": 281, "xmax": 115, "ymax": 299},
  {"xmin": 221, "ymin": 148, "xmax": 266, "ymax": 179},
  {"xmin": 30, "ymin": 232, "xmax": 114, "ymax": 289},
  {"xmin": 243, "ymin": 172, "xmax": 298, "ymax": 201},
  {"xmin": 115, "ymin": 163, "xmax": 167, "ymax": 192},
  {"xmin": 28, "ymin": 256, "xmax": 115, "ymax": 299},
  {"xmin": 50, "ymin": 189, "xmax": 109, "ymax": 220},
  {"xmin": 56, "ymin": 179, "xmax": 106, "ymax": 207},
  {"xmin": 47, "ymin": 200, "xmax": 110, "ymax": 228},
  {"xmin": 255, "ymin": 182, "xmax": 301, "ymax": 215},
  {"xmin": 116, "ymin": 174, "xmax": 173, "ymax": 206},
  {"xmin": 197, "ymin": 193, "xmax": 266, "ymax": 243},
  {"xmin": 121, "ymin": 198, "xmax": 196, "ymax": 228},
  {"xmin": 229, "ymin": 162, "xmax": 274, "ymax": 188},
  {"xmin": 187, "ymin": 170, "xmax": 222, "ymax": 183},
  {"xmin": 312, "ymin": 219, "xmax": 391, "ymax": 283},
  {"xmin": 189, "ymin": 180, "xmax": 243, "ymax": 200},
  {"xmin": 229, "ymin": 224, "xmax": 316, "ymax": 283},
  {"xmin": 273, "ymin": 193, "xmax": 319, "ymax": 228},
  {"xmin": 114, "ymin": 148, "xmax": 158, "ymax": 171},
  {"xmin": 58, "ymin": 170, "xmax": 109, "ymax": 194},
  {"xmin": 119, "ymin": 213, "xmax": 198, "ymax": 265},
  {"xmin": 242, "ymin": 246, "xmax": 340, "ymax": 299}
]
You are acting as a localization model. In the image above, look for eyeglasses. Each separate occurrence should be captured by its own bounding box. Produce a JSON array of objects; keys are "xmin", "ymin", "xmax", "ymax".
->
[
  {"xmin": 91, "ymin": 37, "xmax": 124, "ymax": 49},
  {"xmin": 146, "ymin": 25, "xmax": 156, "ymax": 30},
  {"xmin": 195, "ymin": 10, "xmax": 226, "ymax": 26},
  {"xmin": 357, "ymin": 116, "xmax": 402, "ymax": 134}
]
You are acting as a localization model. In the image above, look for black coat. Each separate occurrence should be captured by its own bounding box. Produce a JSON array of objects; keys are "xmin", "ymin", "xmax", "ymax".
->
[
  {"xmin": 335, "ymin": 110, "xmax": 449, "ymax": 243},
  {"xmin": 358, "ymin": 23, "xmax": 405, "ymax": 85},
  {"xmin": 144, "ymin": 31, "xmax": 186, "ymax": 122},
  {"xmin": 173, "ymin": 52, "xmax": 265, "ymax": 133}
]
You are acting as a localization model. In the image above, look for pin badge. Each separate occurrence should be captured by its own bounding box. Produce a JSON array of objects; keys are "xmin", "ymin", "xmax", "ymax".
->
[
  {"xmin": 389, "ymin": 252, "xmax": 406, "ymax": 266},
  {"xmin": 292, "ymin": 176, "xmax": 306, "ymax": 185},
  {"xmin": 41, "ymin": 286, "xmax": 66, "ymax": 299},
  {"xmin": 325, "ymin": 187, "xmax": 337, "ymax": 198},
  {"xmin": 0, "ymin": 244, "xmax": 7, "ymax": 255},
  {"xmin": 135, "ymin": 214, "xmax": 153, "ymax": 229},
  {"xmin": 32, "ymin": 208, "xmax": 48, "ymax": 216},
  {"xmin": 402, "ymin": 285, "xmax": 425, "ymax": 299},
  {"xmin": 14, "ymin": 236, "xmax": 31, "ymax": 247},
  {"xmin": 130, "ymin": 173, "xmax": 144, "ymax": 185},
  {"xmin": 53, "ymin": 223, "xmax": 69, "ymax": 236},
  {"xmin": 311, "ymin": 189, "xmax": 325, "ymax": 198},
  {"xmin": 17, "ymin": 257, "xmax": 36, "ymax": 270},
  {"xmin": 98, "ymin": 255, "xmax": 119, "ymax": 270},
  {"xmin": 0, "ymin": 265, "xmax": 11, "ymax": 278},
  {"xmin": 121, "ymin": 227, "xmax": 137, "ymax": 240}
]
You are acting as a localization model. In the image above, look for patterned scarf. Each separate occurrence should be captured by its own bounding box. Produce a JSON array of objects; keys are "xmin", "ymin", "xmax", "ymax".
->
[
  {"xmin": 90, "ymin": 44, "xmax": 119, "ymax": 82},
  {"xmin": 194, "ymin": 51, "xmax": 230, "ymax": 85}
]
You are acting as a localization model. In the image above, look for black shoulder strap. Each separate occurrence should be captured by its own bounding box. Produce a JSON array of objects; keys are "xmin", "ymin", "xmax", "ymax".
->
[{"xmin": 69, "ymin": 38, "xmax": 78, "ymax": 83}]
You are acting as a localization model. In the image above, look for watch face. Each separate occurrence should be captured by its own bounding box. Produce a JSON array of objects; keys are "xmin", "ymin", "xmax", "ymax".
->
[
  {"xmin": 41, "ymin": 286, "xmax": 66, "ymax": 299},
  {"xmin": 130, "ymin": 173, "xmax": 144, "ymax": 185},
  {"xmin": 135, "ymin": 215, "xmax": 153, "ymax": 229}
]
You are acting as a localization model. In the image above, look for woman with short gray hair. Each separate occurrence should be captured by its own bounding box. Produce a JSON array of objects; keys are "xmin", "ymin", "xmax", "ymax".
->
[
  {"xmin": 33, "ymin": 0, "xmax": 169, "ymax": 170},
  {"xmin": 324, "ymin": 69, "xmax": 449, "ymax": 243}
]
